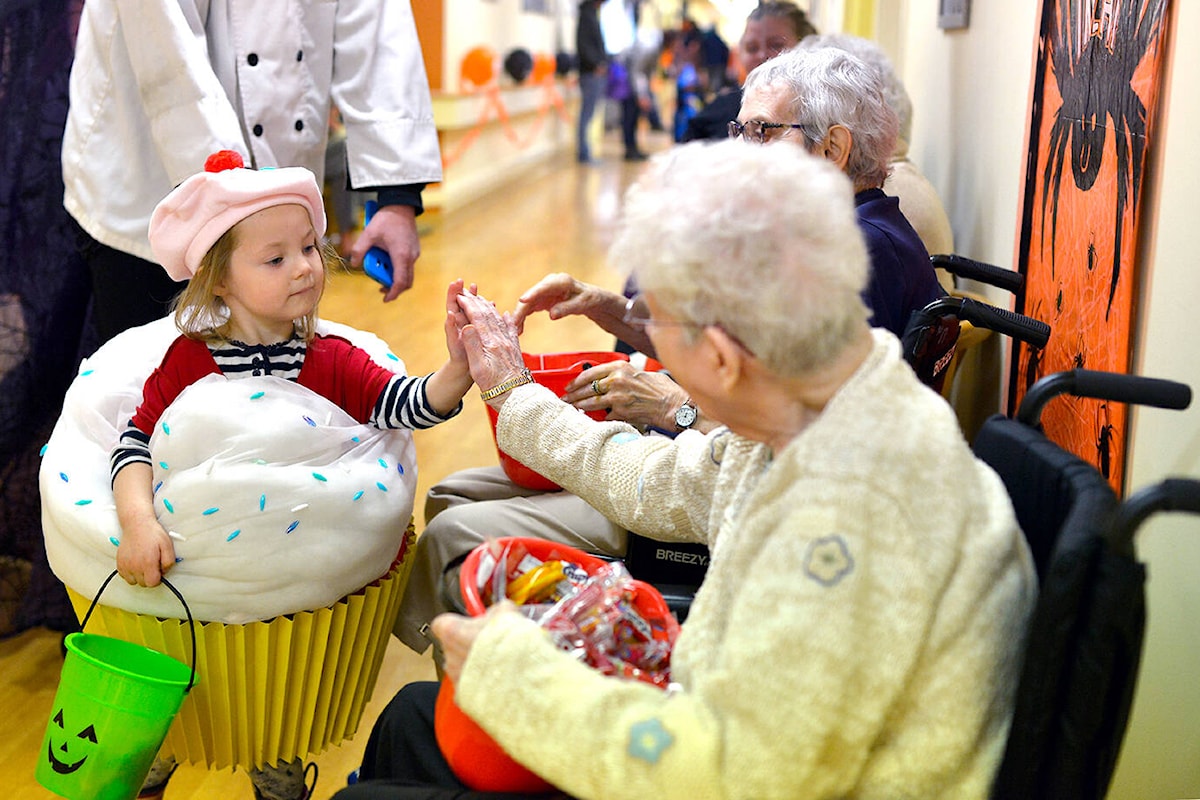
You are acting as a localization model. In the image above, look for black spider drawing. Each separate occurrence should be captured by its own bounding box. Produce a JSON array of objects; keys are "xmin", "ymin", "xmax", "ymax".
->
[
  {"xmin": 1038, "ymin": 0, "xmax": 1166, "ymax": 319},
  {"xmin": 1095, "ymin": 402, "xmax": 1116, "ymax": 479}
]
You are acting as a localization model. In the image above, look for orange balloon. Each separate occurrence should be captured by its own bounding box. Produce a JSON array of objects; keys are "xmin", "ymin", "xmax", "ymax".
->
[
  {"xmin": 531, "ymin": 52, "xmax": 556, "ymax": 83},
  {"xmin": 460, "ymin": 46, "xmax": 496, "ymax": 90}
]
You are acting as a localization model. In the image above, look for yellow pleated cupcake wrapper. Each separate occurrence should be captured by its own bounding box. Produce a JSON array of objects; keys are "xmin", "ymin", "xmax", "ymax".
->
[{"xmin": 66, "ymin": 525, "xmax": 414, "ymax": 770}]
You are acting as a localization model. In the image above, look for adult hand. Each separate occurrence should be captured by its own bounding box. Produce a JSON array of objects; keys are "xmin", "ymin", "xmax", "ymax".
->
[
  {"xmin": 352, "ymin": 203, "xmax": 420, "ymax": 301},
  {"xmin": 512, "ymin": 272, "xmax": 621, "ymax": 333},
  {"xmin": 564, "ymin": 362, "xmax": 688, "ymax": 430},
  {"xmin": 431, "ymin": 601, "xmax": 520, "ymax": 685},
  {"xmin": 456, "ymin": 291, "xmax": 528, "ymax": 409}
]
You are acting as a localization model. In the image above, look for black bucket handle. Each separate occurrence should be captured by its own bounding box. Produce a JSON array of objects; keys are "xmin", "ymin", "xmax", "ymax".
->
[{"xmin": 81, "ymin": 570, "xmax": 198, "ymax": 694}]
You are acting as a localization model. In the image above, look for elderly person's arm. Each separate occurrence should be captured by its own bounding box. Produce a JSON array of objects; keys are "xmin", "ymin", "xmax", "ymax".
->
[
  {"xmin": 512, "ymin": 272, "xmax": 657, "ymax": 357},
  {"xmin": 458, "ymin": 291, "xmax": 721, "ymax": 541}
]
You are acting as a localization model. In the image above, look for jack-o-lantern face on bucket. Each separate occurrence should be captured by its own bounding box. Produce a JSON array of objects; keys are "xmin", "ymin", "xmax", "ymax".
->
[{"xmin": 45, "ymin": 708, "xmax": 98, "ymax": 774}]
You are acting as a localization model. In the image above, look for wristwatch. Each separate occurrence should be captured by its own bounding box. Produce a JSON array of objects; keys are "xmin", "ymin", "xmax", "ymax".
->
[{"xmin": 674, "ymin": 400, "xmax": 698, "ymax": 432}]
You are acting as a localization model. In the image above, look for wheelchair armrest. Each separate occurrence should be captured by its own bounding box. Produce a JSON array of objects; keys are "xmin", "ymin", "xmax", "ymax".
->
[
  {"xmin": 1017, "ymin": 370, "xmax": 1193, "ymax": 427},
  {"xmin": 930, "ymin": 254, "xmax": 1025, "ymax": 295},
  {"xmin": 1108, "ymin": 478, "xmax": 1200, "ymax": 556}
]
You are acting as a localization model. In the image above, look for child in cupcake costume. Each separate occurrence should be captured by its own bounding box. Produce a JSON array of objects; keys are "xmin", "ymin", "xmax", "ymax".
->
[{"xmin": 110, "ymin": 151, "xmax": 474, "ymax": 799}]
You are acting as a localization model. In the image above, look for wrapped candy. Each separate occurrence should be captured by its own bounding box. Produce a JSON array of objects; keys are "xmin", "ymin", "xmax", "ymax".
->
[{"xmin": 468, "ymin": 538, "xmax": 679, "ymax": 687}]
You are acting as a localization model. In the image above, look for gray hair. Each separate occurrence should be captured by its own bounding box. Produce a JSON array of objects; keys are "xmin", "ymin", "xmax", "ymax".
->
[
  {"xmin": 609, "ymin": 139, "xmax": 869, "ymax": 377},
  {"xmin": 797, "ymin": 33, "xmax": 912, "ymax": 145},
  {"xmin": 743, "ymin": 46, "xmax": 898, "ymax": 189}
]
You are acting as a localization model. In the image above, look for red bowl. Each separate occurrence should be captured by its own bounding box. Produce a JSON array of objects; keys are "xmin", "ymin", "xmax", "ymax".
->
[{"xmin": 435, "ymin": 538, "xmax": 678, "ymax": 792}]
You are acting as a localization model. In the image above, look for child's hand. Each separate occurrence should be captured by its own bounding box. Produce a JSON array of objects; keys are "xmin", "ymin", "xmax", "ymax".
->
[
  {"xmin": 444, "ymin": 279, "xmax": 476, "ymax": 372},
  {"xmin": 116, "ymin": 518, "xmax": 177, "ymax": 588}
]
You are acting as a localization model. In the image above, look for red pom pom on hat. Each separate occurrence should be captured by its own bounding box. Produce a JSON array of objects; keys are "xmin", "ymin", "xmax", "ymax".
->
[{"xmin": 204, "ymin": 150, "xmax": 245, "ymax": 173}]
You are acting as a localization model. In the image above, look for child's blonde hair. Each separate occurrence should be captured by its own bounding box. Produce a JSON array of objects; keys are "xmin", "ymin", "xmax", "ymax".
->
[{"xmin": 172, "ymin": 223, "xmax": 341, "ymax": 344}]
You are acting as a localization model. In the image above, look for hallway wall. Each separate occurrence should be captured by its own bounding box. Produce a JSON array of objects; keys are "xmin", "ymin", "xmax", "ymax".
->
[{"xmin": 888, "ymin": 3, "xmax": 1200, "ymax": 796}]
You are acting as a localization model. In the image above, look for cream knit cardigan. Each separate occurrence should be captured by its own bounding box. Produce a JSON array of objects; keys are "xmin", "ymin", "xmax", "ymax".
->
[{"xmin": 455, "ymin": 330, "xmax": 1036, "ymax": 800}]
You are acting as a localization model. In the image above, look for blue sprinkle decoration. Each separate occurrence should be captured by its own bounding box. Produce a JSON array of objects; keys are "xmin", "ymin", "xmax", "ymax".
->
[
  {"xmin": 250, "ymin": 391, "xmax": 266, "ymax": 400},
  {"xmin": 351, "ymin": 436, "xmax": 361, "ymax": 443},
  {"xmin": 75, "ymin": 499, "xmax": 92, "ymax": 506},
  {"xmin": 80, "ymin": 369, "xmax": 94, "ymax": 377},
  {"xmin": 158, "ymin": 461, "xmax": 170, "ymax": 470},
  {"xmin": 163, "ymin": 499, "xmax": 175, "ymax": 514},
  {"xmin": 386, "ymin": 353, "xmax": 399, "ymax": 361},
  {"xmin": 109, "ymin": 536, "xmax": 120, "ymax": 547},
  {"xmin": 397, "ymin": 463, "xmax": 405, "ymax": 476},
  {"xmin": 375, "ymin": 481, "xmax": 388, "ymax": 493},
  {"xmin": 154, "ymin": 481, "xmax": 163, "ymax": 494},
  {"xmin": 254, "ymin": 459, "xmax": 267, "ymax": 465},
  {"xmin": 202, "ymin": 507, "xmax": 219, "ymax": 516},
  {"xmin": 161, "ymin": 422, "xmax": 171, "ymax": 435},
  {"xmin": 312, "ymin": 472, "xmax": 328, "ymax": 482},
  {"xmin": 59, "ymin": 472, "xmax": 69, "ymax": 483},
  {"xmin": 286, "ymin": 520, "xmax": 299, "ymax": 534},
  {"xmin": 226, "ymin": 529, "xmax": 241, "ymax": 542},
  {"xmin": 352, "ymin": 490, "xmax": 364, "ymax": 501},
  {"xmin": 378, "ymin": 458, "xmax": 388, "ymax": 469},
  {"xmin": 40, "ymin": 444, "xmax": 48, "ymax": 456},
  {"xmin": 175, "ymin": 557, "xmax": 183, "ymax": 563},
  {"xmin": 259, "ymin": 494, "xmax": 267, "ymax": 511},
  {"xmin": 303, "ymin": 415, "xmax": 317, "ymax": 427}
]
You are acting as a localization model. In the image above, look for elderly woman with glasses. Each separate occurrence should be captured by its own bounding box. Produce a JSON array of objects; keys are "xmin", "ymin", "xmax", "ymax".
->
[
  {"xmin": 339, "ymin": 141, "xmax": 1035, "ymax": 800},
  {"xmin": 733, "ymin": 45, "xmax": 945, "ymax": 338},
  {"xmin": 392, "ymin": 42, "xmax": 952, "ymax": 661}
]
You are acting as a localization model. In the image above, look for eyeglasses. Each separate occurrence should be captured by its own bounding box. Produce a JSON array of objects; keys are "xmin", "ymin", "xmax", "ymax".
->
[
  {"xmin": 727, "ymin": 119, "xmax": 812, "ymax": 145},
  {"xmin": 622, "ymin": 294, "xmax": 757, "ymax": 356},
  {"xmin": 622, "ymin": 294, "xmax": 706, "ymax": 333}
]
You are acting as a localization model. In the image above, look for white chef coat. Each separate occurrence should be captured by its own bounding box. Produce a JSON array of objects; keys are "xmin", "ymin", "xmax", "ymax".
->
[{"xmin": 62, "ymin": 0, "xmax": 442, "ymax": 263}]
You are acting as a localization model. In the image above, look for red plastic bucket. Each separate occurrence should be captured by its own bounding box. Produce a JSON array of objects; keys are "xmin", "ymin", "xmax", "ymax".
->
[
  {"xmin": 434, "ymin": 538, "xmax": 677, "ymax": 793},
  {"xmin": 485, "ymin": 352, "xmax": 659, "ymax": 490}
]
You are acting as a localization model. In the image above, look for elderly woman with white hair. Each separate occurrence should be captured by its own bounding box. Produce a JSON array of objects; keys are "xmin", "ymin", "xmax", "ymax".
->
[
  {"xmin": 339, "ymin": 140, "xmax": 1035, "ymax": 800},
  {"xmin": 734, "ymin": 45, "xmax": 945, "ymax": 337},
  {"xmin": 795, "ymin": 33, "xmax": 956, "ymax": 288}
]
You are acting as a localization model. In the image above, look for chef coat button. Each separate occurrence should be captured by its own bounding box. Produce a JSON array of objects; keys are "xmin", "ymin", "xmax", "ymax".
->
[
  {"xmin": 252, "ymin": 124, "xmax": 264, "ymax": 137},
  {"xmin": 248, "ymin": 53, "xmax": 259, "ymax": 66},
  {"xmin": 294, "ymin": 120, "xmax": 304, "ymax": 132},
  {"xmin": 296, "ymin": 50, "xmax": 303, "ymax": 62}
]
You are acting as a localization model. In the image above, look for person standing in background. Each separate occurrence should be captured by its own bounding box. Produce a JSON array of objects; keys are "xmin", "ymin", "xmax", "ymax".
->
[
  {"xmin": 62, "ymin": 0, "xmax": 443, "ymax": 347},
  {"xmin": 576, "ymin": 0, "xmax": 608, "ymax": 164}
]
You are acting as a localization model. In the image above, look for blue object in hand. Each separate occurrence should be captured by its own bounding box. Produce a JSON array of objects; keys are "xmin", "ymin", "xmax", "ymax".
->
[{"xmin": 362, "ymin": 200, "xmax": 393, "ymax": 288}]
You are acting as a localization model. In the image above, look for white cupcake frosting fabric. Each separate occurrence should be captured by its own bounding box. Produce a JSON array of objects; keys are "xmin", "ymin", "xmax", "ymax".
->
[{"xmin": 41, "ymin": 317, "xmax": 417, "ymax": 623}]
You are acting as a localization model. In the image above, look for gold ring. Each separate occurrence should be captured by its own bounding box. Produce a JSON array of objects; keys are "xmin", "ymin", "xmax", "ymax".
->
[{"xmin": 592, "ymin": 379, "xmax": 603, "ymax": 396}]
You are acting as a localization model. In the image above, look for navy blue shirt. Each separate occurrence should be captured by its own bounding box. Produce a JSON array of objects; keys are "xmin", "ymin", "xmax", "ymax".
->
[{"xmin": 855, "ymin": 188, "xmax": 945, "ymax": 337}]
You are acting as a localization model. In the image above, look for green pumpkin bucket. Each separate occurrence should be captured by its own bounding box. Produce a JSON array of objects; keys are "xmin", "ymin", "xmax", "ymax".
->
[{"xmin": 36, "ymin": 571, "xmax": 196, "ymax": 800}]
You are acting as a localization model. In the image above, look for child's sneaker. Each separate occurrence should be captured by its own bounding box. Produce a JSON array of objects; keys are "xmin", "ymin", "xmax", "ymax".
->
[
  {"xmin": 249, "ymin": 759, "xmax": 318, "ymax": 800},
  {"xmin": 137, "ymin": 755, "xmax": 179, "ymax": 798}
]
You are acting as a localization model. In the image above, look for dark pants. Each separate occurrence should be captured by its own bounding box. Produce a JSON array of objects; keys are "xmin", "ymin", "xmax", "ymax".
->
[
  {"xmin": 620, "ymin": 93, "xmax": 642, "ymax": 158},
  {"xmin": 78, "ymin": 224, "xmax": 187, "ymax": 346},
  {"xmin": 334, "ymin": 682, "xmax": 569, "ymax": 800}
]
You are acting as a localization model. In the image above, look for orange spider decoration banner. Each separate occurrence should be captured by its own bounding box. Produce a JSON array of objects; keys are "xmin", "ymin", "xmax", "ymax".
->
[{"xmin": 1011, "ymin": 0, "xmax": 1171, "ymax": 493}]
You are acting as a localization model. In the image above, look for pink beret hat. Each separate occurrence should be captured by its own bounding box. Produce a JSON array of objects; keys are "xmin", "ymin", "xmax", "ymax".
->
[{"xmin": 149, "ymin": 151, "xmax": 327, "ymax": 281}]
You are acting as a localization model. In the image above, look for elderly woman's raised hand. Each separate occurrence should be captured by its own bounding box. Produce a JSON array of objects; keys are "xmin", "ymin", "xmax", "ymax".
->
[
  {"xmin": 512, "ymin": 273, "xmax": 616, "ymax": 332},
  {"xmin": 513, "ymin": 272, "xmax": 658, "ymax": 357},
  {"xmin": 455, "ymin": 291, "xmax": 529, "ymax": 408}
]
